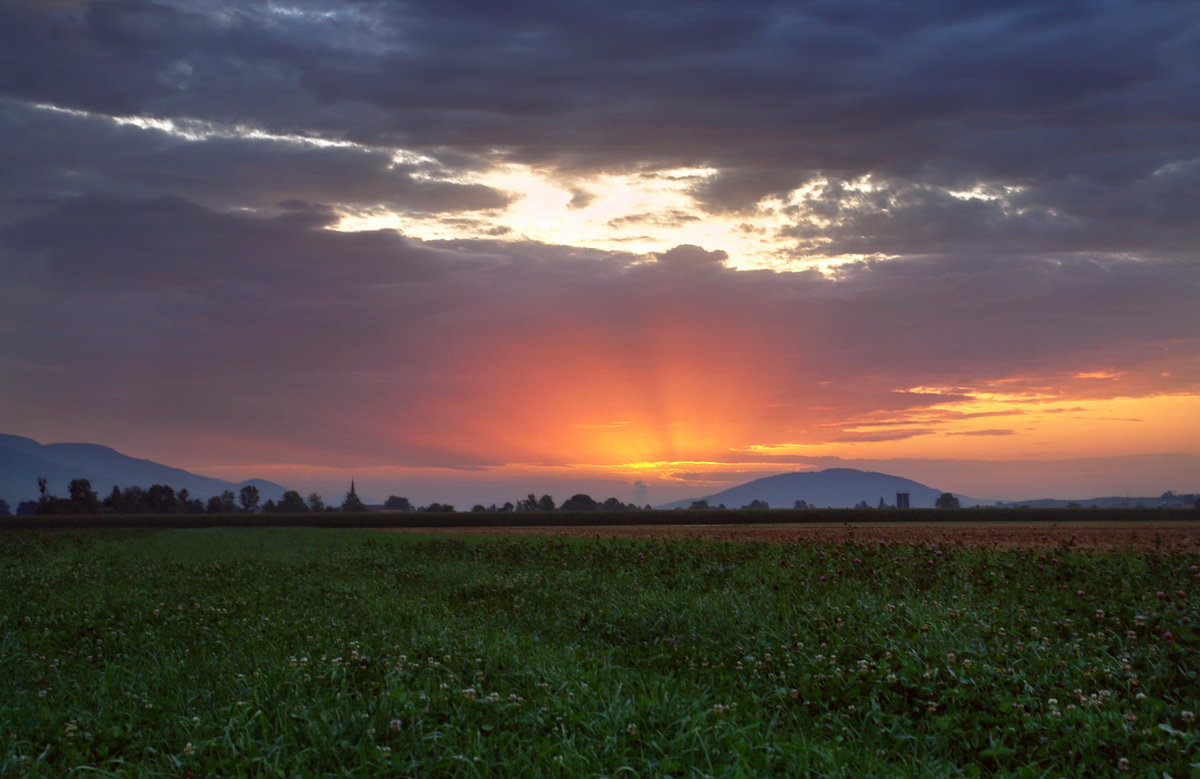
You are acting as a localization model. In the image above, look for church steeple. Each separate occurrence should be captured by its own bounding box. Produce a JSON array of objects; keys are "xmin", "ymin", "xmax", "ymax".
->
[{"xmin": 350, "ymin": 479, "xmax": 357, "ymax": 497}]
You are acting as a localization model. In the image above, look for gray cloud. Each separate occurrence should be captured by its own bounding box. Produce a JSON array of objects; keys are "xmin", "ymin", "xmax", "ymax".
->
[
  {"xmin": 3, "ymin": 2, "xmax": 1196, "ymax": 182},
  {"xmin": 567, "ymin": 188, "xmax": 595, "ymax": 209},
  {"xmin": 650, "ymin": 244, "xmax": 728, "ymax": 272},
  {"xmin": 607, "ymin": 210, "xmax": 701, "ymax": 229},
  {"xmin": 690, "ymin": 169, "xmax": 805, "ymax": 214},
  {"xmin": 0, "ymin": 99, "xmax": 512, "ymax": 222},
  {"xmin": 779, "ymin": 170, "xmax": 1200, "ymax": 259}
]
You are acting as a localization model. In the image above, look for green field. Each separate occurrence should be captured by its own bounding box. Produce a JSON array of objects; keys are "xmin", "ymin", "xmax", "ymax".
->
[{"xmin": 1, "ymin": 528, "xmax": 1197, "ymax": 777}]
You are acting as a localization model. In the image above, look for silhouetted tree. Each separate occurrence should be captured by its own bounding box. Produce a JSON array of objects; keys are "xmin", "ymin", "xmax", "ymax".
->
[
  {"xmin": 307, "ymin": 493, "xmax": 325, "ymax": 512},
  {"xmin": 68, "ymin": 479, "xmax": 99, "ymax": 514},
  {"xmin": 935, "ymin": 492, "xmax": 961, "ymax": 509},
  {"xmin": 206, "ymin": 495, "xmax": 226, "ymax": 513},
  {"xmin": 277, "ymin": 490, "xmax": 308, "ymax": 513},
  {"xmin": 16, "ymin": 500, "xmax": 37, "ymax": 516},
  {"xmin": 560, "ymin": 494, "xmax": 599, "ymax": 511},
  {"xmin": 0, "ymin": 498, "xmax": 9, "ymax": 516},
  {"xmin": 176, "ymin": 489, "xmax": 204, "ymax": 513},
  {"xmin": 145, "ymin": 484, "xmax": 178, "ymax": 513},
  {"xmin": 239, "ymin": 485, "xmax": 260, "ymax": 513},
  {"xmin": 422, "ymin": 502, "xmax": 455, "ymax": 512},
  {"xmin": 602, "ymin": 497, "xmax": 624, "ymax": 510},
  {"xmin": 744, "ymin": 499, "xmax": 769, "ymax": 509},
  {"xmin": 384, "ymin": 496, "xmax": 412, "ymax": 511},
  {"xmin": 688, "ymin": 500, "xmax": 710, "ymax": 510},
  {"xmin": 104, "ymin": 485, "xmax": 123, "ymax": 513},
  {"xmin": 36, "ymin": 476, "xmax": 52, "ymax": 515},
  {"xmin": 500, "ymin": 502, "xmax": 514, "ymax": 512},
  {"xmin": 122, "ymin": 485, "xmax": 146, "ymax": 513},
  {"xmin": 794, "ymin": 500, "xmax": 809, "ymax": 509},
  {"xmin": 218, "ymin": 490, "xmax": 236, "ymax": 513}
]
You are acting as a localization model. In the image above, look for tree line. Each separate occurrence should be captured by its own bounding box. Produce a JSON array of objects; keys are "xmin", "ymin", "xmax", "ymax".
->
[
  {"xmin": 2, "ymin": 480, "xmax": 649, "ymax": 517},
  {"xmin": 7, "ymin": 478, "xmax": 1198, "ymax": 517},
  {"xmin": 4, "ymin": 478, "xmax": 368, "ymax": 516},
  {"xmin": 460, "ymin": 494, "xmax": 650, "ymax": 513}
]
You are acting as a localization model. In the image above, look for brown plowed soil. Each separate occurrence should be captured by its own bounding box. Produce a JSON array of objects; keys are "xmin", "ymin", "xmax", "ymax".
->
[{"xmin": 386, "ymin": 521, "xmax": 1200, "ymax": 552}]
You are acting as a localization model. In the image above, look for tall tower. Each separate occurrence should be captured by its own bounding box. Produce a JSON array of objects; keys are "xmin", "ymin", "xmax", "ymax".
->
[
  {"xmin": 350, "ymin": 480, "xmax": 357, "ymax": 498},
  {"xmin": 896, "ymin": 492, "xmax": 910, "ymax": 509}
]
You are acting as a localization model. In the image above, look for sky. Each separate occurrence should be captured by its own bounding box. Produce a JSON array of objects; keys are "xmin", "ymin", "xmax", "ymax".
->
[{"xmin": 1, "ymin": 0, "xmax": 1198, "ymax": 506}]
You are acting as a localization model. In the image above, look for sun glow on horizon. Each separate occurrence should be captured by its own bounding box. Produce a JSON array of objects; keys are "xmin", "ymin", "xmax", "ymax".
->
[{"xmin": 183, "ymin": 386, "xmax": 1200, "ymax": 506}]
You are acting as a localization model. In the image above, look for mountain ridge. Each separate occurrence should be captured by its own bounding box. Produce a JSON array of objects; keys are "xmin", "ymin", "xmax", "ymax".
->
[{"xmin": 0, "ymin": 434, "xmax": 287, "ymax": 507}]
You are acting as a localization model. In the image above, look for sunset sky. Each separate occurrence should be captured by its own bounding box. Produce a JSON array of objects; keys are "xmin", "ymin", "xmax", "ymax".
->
[{"xmin": 1, "ymin": 0, "xmax": 1197, "ymax": 506}]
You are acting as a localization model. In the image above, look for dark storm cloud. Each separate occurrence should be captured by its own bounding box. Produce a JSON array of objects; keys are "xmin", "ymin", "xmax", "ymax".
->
[
  {"xmin": 2, "ymin": 0, "xmax": 1195, "ymax": 262},
  {"xmin": 2, "ymin": 197, "xmax": 1196, "ymax": 467},
  {"xmin": 3, "ymin": 1, "xmax": 1196, "ymax": 172},
  {"xmin": 0, "ymin": 99, "xmax": 511, "ymax": 221}
]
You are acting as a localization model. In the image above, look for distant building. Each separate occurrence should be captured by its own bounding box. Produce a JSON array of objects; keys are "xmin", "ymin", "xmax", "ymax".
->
[{"xmin": 896, "ymin": 492, "xmax": 910, "ymax": 509}]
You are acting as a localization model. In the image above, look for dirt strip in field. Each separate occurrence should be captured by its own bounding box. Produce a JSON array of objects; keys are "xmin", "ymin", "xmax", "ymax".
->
[{"xmin": 386, "ymin": 521, "xmax": 1200, "ymax": 552}]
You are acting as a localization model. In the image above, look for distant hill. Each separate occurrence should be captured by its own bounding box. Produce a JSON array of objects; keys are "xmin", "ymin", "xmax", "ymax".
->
[
  {"xmin": 0, "ymin": 434, "xmax": 286, "ymax": 507},
  {"xmin": 659, "ymin": 468, "xmax": 983, "ymax": 509}
]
